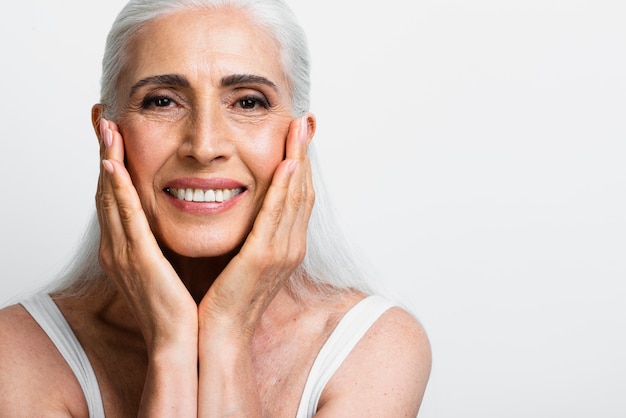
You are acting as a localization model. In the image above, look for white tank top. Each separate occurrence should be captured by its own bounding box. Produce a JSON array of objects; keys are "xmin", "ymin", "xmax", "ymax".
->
[
  {"xmin": 21, "ymin": 293, "xmax": 395, "ymax": 418},
  {"xmin": 21, "ymin": 293, "xmax": 106, "ymax": 418}
]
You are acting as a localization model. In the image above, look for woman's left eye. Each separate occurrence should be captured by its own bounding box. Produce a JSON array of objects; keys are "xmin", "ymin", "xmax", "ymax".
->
[
  {"xmin": 236, "ymin": 96, "xmax": 269, "ymax": 110},
  {"xmin": 153, "ymin": 97, "xmax": 173, "ymax": 107}
]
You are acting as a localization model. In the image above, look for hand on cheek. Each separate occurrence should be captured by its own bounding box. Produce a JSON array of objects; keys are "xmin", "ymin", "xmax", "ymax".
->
[
  {"xmin": 95, "ymin": 118, "xmax": 197, "ymax": 350},
  {"xmin": 199, "ymin": 115, "xmax": 315, "ymax": 336}
]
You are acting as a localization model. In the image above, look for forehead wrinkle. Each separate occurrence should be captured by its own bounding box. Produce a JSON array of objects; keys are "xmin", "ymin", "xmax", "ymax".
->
[{"xmin": 121, "ymin": 9, "xmax": 291, "ymax": 107}]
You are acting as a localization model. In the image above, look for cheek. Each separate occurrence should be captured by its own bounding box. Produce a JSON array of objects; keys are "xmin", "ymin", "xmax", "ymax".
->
[
  {"xmin": 237, "ymin": 126, "xmax": 287, "ymax": 182},
  {"xmin": 119, "ymin": 123, "xmax": 167, "ymax": 192}
]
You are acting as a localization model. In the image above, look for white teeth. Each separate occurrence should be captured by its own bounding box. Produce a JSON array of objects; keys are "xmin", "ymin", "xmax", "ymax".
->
[
  {"xmin": 192, "ymin": 189, "xmax": 204, "ymax": 202},
  {"xmin": 168, "ymin": 187, "xmax": 243, "ymax": 203}
]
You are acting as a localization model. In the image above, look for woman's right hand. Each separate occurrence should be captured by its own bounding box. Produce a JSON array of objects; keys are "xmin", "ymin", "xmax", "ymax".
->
[
  {"xmin": 96, "ymin": 117, "xmax": 198, "ymax": 416},
  {"xmin": 95, "ymin": 118, "xmax": 198, "ymax": 353}
]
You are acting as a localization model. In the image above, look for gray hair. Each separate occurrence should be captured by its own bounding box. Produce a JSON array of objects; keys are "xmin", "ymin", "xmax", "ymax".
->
[
  {"xmin": 101, "ymin": 0, "xmax": 310, "ymax": 118},
  {"xmin": 51, "ymin": 0, "xmax": 378, "ymax": 299}
]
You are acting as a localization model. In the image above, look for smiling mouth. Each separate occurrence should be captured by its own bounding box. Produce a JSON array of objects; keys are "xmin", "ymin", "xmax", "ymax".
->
[{"xmin": 166, "ymin": 187, "xmax": 245, "ymax": 203}]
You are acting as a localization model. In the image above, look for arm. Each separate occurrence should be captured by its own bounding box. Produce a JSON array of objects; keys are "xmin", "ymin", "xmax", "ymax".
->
[
  {"xmin": 316, "ymin": 307, "xmax": 432, "ymax": 417},
  {"xmin": 0, "ymin": 305, "xmax": 85, "ymax": 418},
  {"xmin": 98, "ymin": 117, "xmax": 198, "ymax": 417},
  {"xmin": 197, "ymin": 116, "xmax": 315, "ymax": 417}
]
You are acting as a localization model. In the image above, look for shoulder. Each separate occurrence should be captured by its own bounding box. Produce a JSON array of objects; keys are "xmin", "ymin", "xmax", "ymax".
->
[
  {"xmin": 318, "ymin": 301, "xmax": 431, "ymax": 417},
  {"xmin": 0, "ymin": 303, "xmax": 86, "ymax": 417}
]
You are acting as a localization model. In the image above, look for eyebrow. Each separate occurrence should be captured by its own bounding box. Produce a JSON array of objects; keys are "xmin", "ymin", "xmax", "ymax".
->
[
  {"xmin": 130, "ymin": 74, "xmax": 190, "ymax": 96},
  {"xmin": 129, "ymin": 73, "xmax": 278, "ymax": 96},
  {"xmin": 221, "ymin": 74, "xmax": 278, "ymax": 91}
]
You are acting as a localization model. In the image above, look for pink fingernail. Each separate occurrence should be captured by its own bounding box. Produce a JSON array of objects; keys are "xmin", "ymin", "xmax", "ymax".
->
[
  {"xmin": 102, "ymin": 159, "xmax": 114, "ymax": 174},
  {"xmin": 104, "ymin": 128, "xmax": 113, "ymax": 148},
  {"xmin": 288, "ymin": 159, "xmax": 298, "ymax": 174},
  {"xmin": 300, "ymin": 117, "xmax": 308, "ymax": 143},
  {"xmin": 100, "ymin": 118, "xmax": 108, "ymax": 134}
]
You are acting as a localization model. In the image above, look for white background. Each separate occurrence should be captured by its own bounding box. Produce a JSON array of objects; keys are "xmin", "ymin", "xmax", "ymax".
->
[{"xmin": 1, "ymin": 1, "xmax": 625, "ymax": 417}]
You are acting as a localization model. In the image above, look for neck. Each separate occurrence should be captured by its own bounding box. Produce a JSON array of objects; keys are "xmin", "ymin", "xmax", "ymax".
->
[
  {"xmin": 161, "ymin": 246, "xmax": 237, "ymax": 304},
  {"xmin": 60, "ymin": 248, "xmax": 241, "ymax": 341}
]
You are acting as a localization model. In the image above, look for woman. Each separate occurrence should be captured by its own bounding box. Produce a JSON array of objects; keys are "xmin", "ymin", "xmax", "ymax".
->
[{"xmin": 0, "ymin": 0, "xmax": 431, "ymax": 416}]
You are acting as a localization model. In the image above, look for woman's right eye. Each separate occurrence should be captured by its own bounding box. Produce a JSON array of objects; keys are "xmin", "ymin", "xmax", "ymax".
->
[{"xmin": 141, "ymin": 95, "xmax": 176, "ymax": 109}]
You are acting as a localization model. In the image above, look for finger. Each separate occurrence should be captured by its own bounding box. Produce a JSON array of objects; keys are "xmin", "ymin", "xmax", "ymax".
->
[
  {"xmin": 97, "ymin": 118, "xmax": 121, "ymax": 197},
  {"xmin": 96, "ymin": 119, "xmax": 118, "ymax": 236},
  {"xmin": 96, "ymin": 119, "xmax": 123, "ymax": 237},
  {"xmin": 281, "ymin": 115, "xmax": 314, "ymax": 225},
  {"xmin": 250, "ymin": 157, "xmax": 313, "ymax": 267},
  {"xmin": 266, "ymin": 116, "xmax": 309, "ymax": 230},
  {"xmin": 247, "ymin": 116, "xmax": 313, "ymax": 244},
  {"xmin": 284, "ymin": 116, "xmax": 309, "ymax": 163},
  {"xmin": 104, "ymin": 160, "xmax": 157, "ymax": 251},
  {"xmin": 246, "ymin": 158, "xmax": 298, "ymax": 245},
  {"xmin": 102, "ymin": 119, "xmax": 125, "ymax": 164},
  {"xmin": 97, "ymin": 121, "xmax": 153, "ymax": 249},
  {"xmin": 286, "ymin": 153, "xmax": 314, "ymax": 242},
  {"xmin": 278, "ymin": 154, "xmax": 314, "ymax": 257}
]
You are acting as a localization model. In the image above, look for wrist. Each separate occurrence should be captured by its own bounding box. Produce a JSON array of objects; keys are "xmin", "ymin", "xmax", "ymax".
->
[{"xmin": 140, "ymin": 339, "xmax": 198, "ymax": 417}]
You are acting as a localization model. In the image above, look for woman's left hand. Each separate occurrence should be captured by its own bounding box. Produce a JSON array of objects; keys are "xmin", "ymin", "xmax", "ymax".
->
[
  {"xmin": 198, "ymin": 115, "xmax": 314, "ymax": 340},
  {"xmin": 197, "ymin": 116, "xmax": 314, "ymax": 416}
]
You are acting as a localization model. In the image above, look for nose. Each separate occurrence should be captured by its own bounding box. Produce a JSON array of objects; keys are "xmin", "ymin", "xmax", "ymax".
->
[{"xmin": 178, "ymin": 104, "xmax": 233, "ymax": 165}]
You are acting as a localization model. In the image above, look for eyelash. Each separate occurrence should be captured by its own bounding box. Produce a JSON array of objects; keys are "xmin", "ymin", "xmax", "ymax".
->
[
  {"xmin": 139, "ymin": 92, "xmax": 271, "ymax": 112},
  {"xmin": 141, "ymin": 95, "xmax": 175, "ymax": 109},
  {"xmin": 236, "ymin": 95, "xmax": 270, "ymax": 110}
]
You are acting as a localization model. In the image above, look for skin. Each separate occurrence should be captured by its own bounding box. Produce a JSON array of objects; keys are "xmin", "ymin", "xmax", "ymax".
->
[{"xmin": 0, "ymin": 6, "xmax": 431, "ymax": 418}]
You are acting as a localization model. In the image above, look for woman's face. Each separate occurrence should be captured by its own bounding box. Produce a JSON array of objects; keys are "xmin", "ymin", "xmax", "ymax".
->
[{"xmin": 114, "ymin": 7, "xmax": 294, "ymax": 258}]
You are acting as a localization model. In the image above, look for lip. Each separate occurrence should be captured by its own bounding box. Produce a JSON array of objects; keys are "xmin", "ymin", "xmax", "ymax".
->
[
  {"xmin": 166, "ymin": 177, "xmax": 246, "ymax": 190},
  {"xmin": 163, "ymin": 177, "xmax": 247, "ymax": 215}
]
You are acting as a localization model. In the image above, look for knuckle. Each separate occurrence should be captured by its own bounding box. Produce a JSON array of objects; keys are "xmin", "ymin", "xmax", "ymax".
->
[
  {"xmin": 268, "ymin": 204, "xmax": 283, "ymax": 226},
  {"xmin": 95, "ymin": 188, "xmax": 104, "ymax": 207},
  {"xmin": 118, "ymin": 204, "xmax": 137, "ymax": 226},
  {"xmin": 99, "ymin": 192, "xmax": 117, "ymax": 211},
  {"xmin": 307, "ymin": 189, "xmax": 315, "ymax": 210},
  {"xmin": 99, "ymin": 239, "xmax": 135, "ymax": 277},
  {"xmin": 289, "ymin": 189, "xmax": 305, "ymax": 211}
]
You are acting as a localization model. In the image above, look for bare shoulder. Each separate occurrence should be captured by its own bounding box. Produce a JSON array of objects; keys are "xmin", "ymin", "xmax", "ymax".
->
[
  {"xmin": 0, "ymin": 303, "xmax": 86, "ymax": 417},
  {"xmin": 318, "ymin": 303, "xmax": 432, "ymax": 417}
]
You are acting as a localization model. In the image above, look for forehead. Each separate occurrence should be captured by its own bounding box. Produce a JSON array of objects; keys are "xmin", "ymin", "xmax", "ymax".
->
[{"xmin": 121, "ymin": 7, "xmax": 287, "ymax": 91}]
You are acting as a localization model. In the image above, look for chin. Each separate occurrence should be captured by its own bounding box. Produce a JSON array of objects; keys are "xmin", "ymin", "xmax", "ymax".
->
[
  {"xmin": 157, "ymin": 229, "xmax": 247, "ymax": 260},
  {"xmin": 172, "ymin": 245, "xmax": 240, "ymax": 259}
]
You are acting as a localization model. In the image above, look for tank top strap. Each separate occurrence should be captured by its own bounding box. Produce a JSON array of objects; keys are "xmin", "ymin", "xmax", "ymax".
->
[
  {"xmin": 295, "ymin": 295, "xmax": 396, "ymax": 418},
  {"xmin": 21, "ymin": 293, "xmax": 105, "ymax": 418}
]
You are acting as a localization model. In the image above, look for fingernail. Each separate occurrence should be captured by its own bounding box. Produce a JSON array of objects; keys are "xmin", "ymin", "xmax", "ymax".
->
[
  {"xmin": 102, "ymin": 159, "xmax": 114, "ymax": 174},
  {"xmin": 104, "ymin": 128, "xmax": 113, "ymax": 148},
  {"xmin": 288, "ymin": 159, "xmax": 298, "ymax": 174},
  {"xmin": 299, "ymin": 116, "xmax": 308, "ymax": 144},
  {"xmin": 99, "ymin": 119, "xmax": 107, "ymax": 140}
]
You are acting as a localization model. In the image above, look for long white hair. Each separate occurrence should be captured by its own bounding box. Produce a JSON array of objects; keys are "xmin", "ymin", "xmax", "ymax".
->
[{"xmin": 51, "ymin": 0, "xmax": 379, "ymax": 298}]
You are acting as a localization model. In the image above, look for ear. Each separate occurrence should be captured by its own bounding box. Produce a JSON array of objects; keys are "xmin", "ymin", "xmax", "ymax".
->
[
  {"xmin": 91, "ymin": 104, "xmax": 105, "ymax": 142},
  {"xmin": 303, "ymin": 112, "xmax": 316, "ymax": 146}
]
